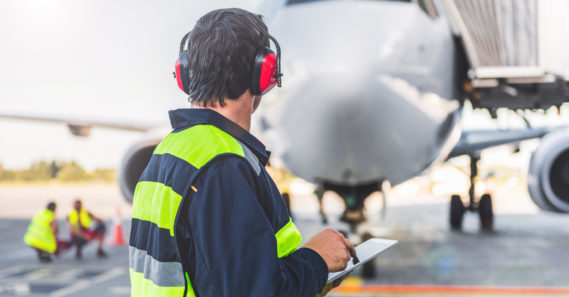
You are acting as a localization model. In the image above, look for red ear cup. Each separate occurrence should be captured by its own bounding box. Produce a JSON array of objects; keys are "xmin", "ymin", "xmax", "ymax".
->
[
  {"xmin": 251, "ymin": 47, "xmax": 278, "ymax": 96},
  {"xmin": 175, "ymin": 50, "xmax": 191, "ymax": 95}
]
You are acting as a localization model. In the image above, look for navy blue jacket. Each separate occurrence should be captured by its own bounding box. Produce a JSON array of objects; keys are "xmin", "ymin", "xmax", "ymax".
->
[{"xmin": 171, "ymin": 109, "xmax": 328, "ymax": 297}]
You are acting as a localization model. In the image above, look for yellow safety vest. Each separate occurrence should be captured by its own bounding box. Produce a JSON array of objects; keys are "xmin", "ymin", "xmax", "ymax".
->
[
  {"xmin": 68, "ymin": 208, "xmax": 92, "ymax": 229},
  {"xmin": 129, "ymin": 124, "xmax": 302, "ymax": 297},
  {"xmin": 23, "ymin": 209, "xmax": 56, "ymax": 253}
]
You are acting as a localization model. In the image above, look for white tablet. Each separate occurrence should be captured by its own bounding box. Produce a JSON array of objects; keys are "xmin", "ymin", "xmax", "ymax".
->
[{"xmin": 327, "ymin": 238, "xmax": 397, "ymax": 282}]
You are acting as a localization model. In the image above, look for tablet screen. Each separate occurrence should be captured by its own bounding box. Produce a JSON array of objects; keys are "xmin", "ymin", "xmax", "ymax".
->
[{"xmin": 327, "ymin": 238, "xmax": 397, "ymax": 282}]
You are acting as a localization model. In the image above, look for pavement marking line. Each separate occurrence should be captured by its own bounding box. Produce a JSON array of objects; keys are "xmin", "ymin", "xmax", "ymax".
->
[
  {"xmin": 26, "ymin": 267, "xmax": 83, "ymax": 281},
  {"xmin": 0, "ymin": 283, "xmax": 30, "ymax": 296},
  {"xmin": 109, "ymin": 286, "xmax": 131, "ymax": 295},
  {"xmin": 49, "ymin": 280, "xmax": 90, "ymax": 297},
  {"xmin": 333, "ymin": 285, "xmax": 569, "ymax": 295},
  {"xmin": 14, "ymin": 283, "xmax": 30, "ymax": 295},
  {"xmin": 0, "ymin": 265, "xmax": 24, "ymax": 278},
  {"xmin": 48, "ymin": 267, "xmax": 125, "ymax": 297},
  {"xmin": 56, "ymin": 268, "xmax": 84, "ymax": 281},
  {"xmin": 93, "ymin": 267, "xmax": 125, "ymax": 283},
  {"xmin": 26, "ymin": 268, "xmax": 52, "ymax": 281}
]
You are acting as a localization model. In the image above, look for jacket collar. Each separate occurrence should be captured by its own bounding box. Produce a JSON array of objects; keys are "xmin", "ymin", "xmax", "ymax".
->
[{"xmin": 169, "ymin": 108, "xmax": 270, "ymax": 166}]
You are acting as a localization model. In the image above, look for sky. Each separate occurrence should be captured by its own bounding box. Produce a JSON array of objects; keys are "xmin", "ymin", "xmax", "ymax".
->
[
  {"xmin": 0, "ymin": 0, "xmax": 568, "ymax": 171},
  {"xmin": 0, "ymin": 0, "xmax": 262, "ymax": 170}
]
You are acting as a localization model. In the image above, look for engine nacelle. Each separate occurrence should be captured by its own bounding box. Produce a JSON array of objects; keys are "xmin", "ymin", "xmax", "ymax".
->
[
  {"xmin": 528, "ymin": 128, "xmax": 569, "ymax": 213},
  {"xmin": 117, "ymin": 133, "xmax": 165, "ymax": 203}
]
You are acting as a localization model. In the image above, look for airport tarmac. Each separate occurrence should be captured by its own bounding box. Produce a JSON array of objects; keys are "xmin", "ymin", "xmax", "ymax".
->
[{"xmin": 1, "ymin": 182, "xmax": 569, "ymax": 297}]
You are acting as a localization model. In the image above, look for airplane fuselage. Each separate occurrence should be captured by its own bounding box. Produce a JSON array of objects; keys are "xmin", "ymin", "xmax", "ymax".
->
[{"xmin": 258, "ymin": 0, "xmax": 463, "ymax": 187}]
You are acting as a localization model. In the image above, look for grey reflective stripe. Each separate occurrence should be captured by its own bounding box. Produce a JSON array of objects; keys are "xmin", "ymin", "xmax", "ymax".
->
[
  {"xmin": 129, "ymin": 246, "xmax": 185, "ymax": 287},
  {"xmin": 239, "ymin": 142, "xmax": 261, "ymax": 175}
]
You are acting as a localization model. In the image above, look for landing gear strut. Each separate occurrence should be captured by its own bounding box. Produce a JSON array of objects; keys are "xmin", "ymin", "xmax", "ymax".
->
[
  {"xmin": 449, "ymin": 154, "xmax": 494, "ymax": 231},
  {"xmin": 315, "ymin": 181, "xmax": 389, "ymax": 279},
  {"xmin": 314, "ymin": 182, "xmax": 328, "ymax": 225}
]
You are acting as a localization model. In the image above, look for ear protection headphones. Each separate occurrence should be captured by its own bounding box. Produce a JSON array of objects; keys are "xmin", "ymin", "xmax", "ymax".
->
[{"xmin": 174, "ymin": 16, "xmax": 282, "ymax": 96}]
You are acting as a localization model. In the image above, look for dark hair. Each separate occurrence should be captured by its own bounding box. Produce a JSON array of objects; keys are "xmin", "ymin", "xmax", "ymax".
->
[
  {"xmin": 186, "ymin": 8, "xmax": 269, "ymax": 106},
  {"xmin": 47, "ymin": 201, "xmax": 56, "ymax": 212}
]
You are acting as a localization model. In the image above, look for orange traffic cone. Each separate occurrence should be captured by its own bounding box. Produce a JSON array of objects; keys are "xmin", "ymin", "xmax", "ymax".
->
[{"xmin": 110, "ymin": 208, "xmax": 126, "ymax": 246}]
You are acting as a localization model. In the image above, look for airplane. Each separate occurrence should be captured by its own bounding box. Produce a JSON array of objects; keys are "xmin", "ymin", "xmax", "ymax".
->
[{"xmin": 2, "ymin": 0, "xmax": 569, "ymax": 234}]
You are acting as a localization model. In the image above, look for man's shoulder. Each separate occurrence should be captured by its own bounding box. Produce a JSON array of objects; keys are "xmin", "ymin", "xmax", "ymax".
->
[
  {"xmin": 196, "ymin": 153, "xmax": 258, "ymax": 181},
  {"xmin": 156, "ymin": 125, "xmax": 247, "ymax": 170}
]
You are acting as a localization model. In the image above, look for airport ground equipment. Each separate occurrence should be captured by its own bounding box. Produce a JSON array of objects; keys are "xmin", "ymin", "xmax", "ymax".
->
[
  {"xmin": 443, "ymin": 0, "xmax": 569, "ymax": 230},
  {"xmin": 445, "ymin": 0, "xmax": 569, "ymax": 112}
]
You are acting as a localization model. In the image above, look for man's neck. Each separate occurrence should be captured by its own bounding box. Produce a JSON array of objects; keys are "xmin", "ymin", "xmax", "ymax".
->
[{"xmin": 191, "ymin": 92, "xmax": 255, "ymax": 131}]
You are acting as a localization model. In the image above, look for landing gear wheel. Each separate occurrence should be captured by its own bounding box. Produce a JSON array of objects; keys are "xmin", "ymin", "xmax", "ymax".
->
[
  {"xmin": 450, "ymin": 194, "xmax": 465, "ymax": 231},
  {"xmin": 478, "ymin": 194, "xmax": 494, "ymax": 231}
]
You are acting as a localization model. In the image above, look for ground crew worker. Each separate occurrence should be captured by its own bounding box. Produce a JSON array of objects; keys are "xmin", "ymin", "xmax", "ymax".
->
[
  {"xmin": 129, "ymin": 8, "xmax": 356, "ymax": 297},
  {"xmin": 23, "ymin": 202, "xmax": 62, "ymax": 262},
  {"xmin": 68, "ymin": 198, "xmax": 107, "ymax": 259}
]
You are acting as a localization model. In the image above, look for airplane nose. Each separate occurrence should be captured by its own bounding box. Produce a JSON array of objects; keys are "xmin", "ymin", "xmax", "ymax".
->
[
  {"xmin": 260, "ymin": 1, "xmax": 459, "ymax": 185},
  {"xmin": 262, "ymin": 70, "xmax": 457, "ymax": 185}
]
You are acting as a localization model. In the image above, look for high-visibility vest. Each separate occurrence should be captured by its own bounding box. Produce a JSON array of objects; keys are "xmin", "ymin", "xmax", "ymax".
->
[
  {"xmin": 23, "ymin": 209, "xmax": 57, "ymax": 253},
  {"xmin": 68, "ymin": 208, "xmax": 91, "ymax": 229},
  {"xmin": 129, "ymin": 124, "xmax": 302, "ymax": 297}
]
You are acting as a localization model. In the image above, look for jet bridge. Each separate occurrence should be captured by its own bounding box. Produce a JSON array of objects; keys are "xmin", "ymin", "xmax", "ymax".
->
[{"xmin": 442, "ymin": 0, "xmax": 569, "ymax": 113}]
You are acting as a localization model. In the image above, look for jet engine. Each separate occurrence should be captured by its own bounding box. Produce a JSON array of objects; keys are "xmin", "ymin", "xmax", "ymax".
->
[
  {"xmin": 528, "ymin": 128, "xmax": 569, "ymax": 213},
  {"xmin": 117, "ymin": 133, "xmax": 165, "ymax": 203}
]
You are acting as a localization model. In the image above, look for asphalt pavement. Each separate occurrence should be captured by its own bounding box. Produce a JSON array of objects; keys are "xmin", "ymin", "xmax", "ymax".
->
[
  {"xmin": 0, "ymin": 218, "xmax": 130, "ymax": 297},
  {"xmin": 1, "ymin": 185, "xmax": 569, "ymax": 297}
]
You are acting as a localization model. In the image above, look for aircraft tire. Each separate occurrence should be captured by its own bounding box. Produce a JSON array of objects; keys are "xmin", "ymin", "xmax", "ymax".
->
[
  {"xmin": 450, "ymin": 194, "xmax": 464, "ymax": 231},
  {"xmin": 478, "ymin": 193, "xmax": 494, "ymax": 231}
]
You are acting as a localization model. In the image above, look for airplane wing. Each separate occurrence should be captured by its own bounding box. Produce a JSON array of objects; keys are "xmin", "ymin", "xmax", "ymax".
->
[
  {"xmin": 448, "ymin": 127, "xmax": 552, "ymax": 158},
  {"xmin": 0, "ymin": 111, "xmax": 162, "ymax": 136}
]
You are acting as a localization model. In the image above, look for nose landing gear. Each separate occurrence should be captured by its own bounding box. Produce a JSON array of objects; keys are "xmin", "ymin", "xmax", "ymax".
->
[
  {"xmin": 449, "ymin": 154, "xmax": 494, "ymax": 231},
  {"xmin": 314, "ymin": 180, "xmax": 389, "ymax": 279}
]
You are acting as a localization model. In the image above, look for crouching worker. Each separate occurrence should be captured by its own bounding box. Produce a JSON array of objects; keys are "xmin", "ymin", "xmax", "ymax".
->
[
  {"xmin": 24, "ymin": 202, "xmax": 70, "ymax": 262},
  {"xmin": 68, "ymin": 199, "xmax": 107, "ymax": 259}
]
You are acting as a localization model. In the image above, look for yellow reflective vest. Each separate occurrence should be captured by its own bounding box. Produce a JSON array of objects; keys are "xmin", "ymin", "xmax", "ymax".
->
[
  {"xmin": 68, "ymin": 208, "xmax": 91, "ymax": 229},
  {"xmin": 23, "ymin": 209, "xmax": 56, "ymax": 253},
  {"xmin": 129, "ymin": 122, "xmax": 302, "ymax": 297}
]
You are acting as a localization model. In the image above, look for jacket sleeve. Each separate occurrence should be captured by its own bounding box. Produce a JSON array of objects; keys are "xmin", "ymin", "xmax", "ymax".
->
[{"xmin": 184, "ymin": 156, "xmax": 328, "ymax": 297}]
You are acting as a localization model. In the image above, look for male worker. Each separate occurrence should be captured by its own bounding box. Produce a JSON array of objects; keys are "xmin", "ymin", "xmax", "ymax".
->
[
  {"xmin": 68, "ymin": 199, "xmax": 107, "ymax": 259},
  {"xmin": 129, "ymin": 8, "xmax": 356, "ymax": 297},
  {"xmin": 24, "ymin": 202, "xmax": 60, "ymax": 262}
]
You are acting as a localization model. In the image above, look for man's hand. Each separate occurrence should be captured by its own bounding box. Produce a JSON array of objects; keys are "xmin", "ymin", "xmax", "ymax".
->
[{"xmin": 303, "ymin": 228, "xmax": 356, "ymax": 272}]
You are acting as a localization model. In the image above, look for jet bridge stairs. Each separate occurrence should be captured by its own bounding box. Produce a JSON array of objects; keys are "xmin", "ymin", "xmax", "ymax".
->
[{"xmin": 443, "ymin": 0, "xmax": 569, "ymax": 115}]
